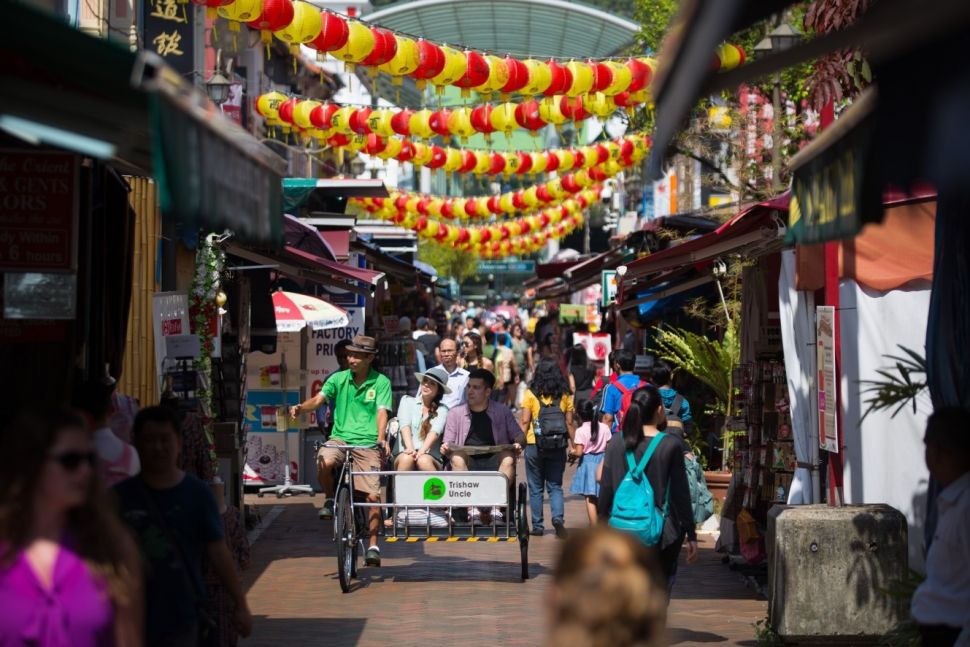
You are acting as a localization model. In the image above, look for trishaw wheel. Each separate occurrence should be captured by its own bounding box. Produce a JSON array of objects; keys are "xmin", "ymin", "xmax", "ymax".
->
[
  {"xmin": 335, "ymin": 488, "xmax": 353, "ymax": 593},
  {"xmin": 517, "ymin": 482, "xmax": 529, "ymax": 580}
]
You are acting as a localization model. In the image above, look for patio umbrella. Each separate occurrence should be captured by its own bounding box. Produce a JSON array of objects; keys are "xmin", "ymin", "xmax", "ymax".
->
[{"xmin": 272, "ymin": 290, "xmax": 349, "ymax": 332}]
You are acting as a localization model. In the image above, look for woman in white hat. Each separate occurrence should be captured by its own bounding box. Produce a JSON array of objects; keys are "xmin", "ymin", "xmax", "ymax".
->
[{"xmin": 393, "ymin": 366, "xmax": 451, "ymax": 471}]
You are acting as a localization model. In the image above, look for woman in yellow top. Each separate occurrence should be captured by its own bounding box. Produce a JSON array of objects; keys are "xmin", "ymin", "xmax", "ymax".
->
[{"xmin": 519, "ymin": 358, "xmax": 576, "ymax": 539}]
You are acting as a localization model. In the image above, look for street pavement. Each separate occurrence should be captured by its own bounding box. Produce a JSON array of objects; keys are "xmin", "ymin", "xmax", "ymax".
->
[{"xmin": 241, "ymin": 467, "xmax": 766, "ymax": 646}]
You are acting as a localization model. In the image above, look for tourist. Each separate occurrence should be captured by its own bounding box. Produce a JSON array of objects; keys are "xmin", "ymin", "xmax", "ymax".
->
[
  {"xmin": 598, "ymin": 385, "xmax": 698, "ymax": 593},
  {"xmin": 510, "ymin": 321, "xmax": 532, "ymax": 380},
  {"xmin": 651, "ymin": 361, "xmax": 692, "ymax": 431},
  {"xmin": 911, "ymin": 407, "xmax": 970, "ymax": 647},
  {"xmin": 421, "ymin": 337, "xmax": 469, "ymax": 410},
  {"xmin": 520, "ymin": 358, "xmax": 576, "ymax": 538},
  {"xmin": 74, "ymin": 378, "xmax": 141, "ymax": 487},
  {"xmin": 546, "ymin": 527, "xmax": 667, "ymax": 647},
  {"xmin": 415, "ymin": 316, "xmax": 442, "ymax": 361},
  {"xmin": 490, "ymin": 332, "xmax": 517, "ymax": 405},
  {"xmin": 568, "ymin": 344, "xmax": 596, "ymax": 407},
  {"xmin": 290, "ymin": 335, "xmax": 392, "ymax": 567},
  {"xmin": 600, "ymin": 350, "xmax": 646, "ymax": 433},
  {"xmin": 394, "ymin": 366, "xmax": 450, "ymax": 472},
  {"xmin": 0, "ymin": 408, "xmax": 143, "ymax": 647},
  {"xmin": 461, "ymin": 330, "xmax": 494, "ymax": 373},
  {"xmin": 115, "ymin": 405, "xmax": 252, "ymax": 645},
  {"xmin": 569, "ymin": 399, "xmax": 611, "ymax": 526}
]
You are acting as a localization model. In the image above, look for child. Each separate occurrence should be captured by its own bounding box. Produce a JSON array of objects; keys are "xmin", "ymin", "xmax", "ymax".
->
[{"xmin": 568, "ymin": 399, "xmax": 611, "ymax": 525}]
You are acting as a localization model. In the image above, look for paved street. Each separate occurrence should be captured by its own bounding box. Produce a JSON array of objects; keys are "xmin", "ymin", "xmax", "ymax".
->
[{"xmin": 241, "ymin": 467, "xmax": 766, "ymax": 646}]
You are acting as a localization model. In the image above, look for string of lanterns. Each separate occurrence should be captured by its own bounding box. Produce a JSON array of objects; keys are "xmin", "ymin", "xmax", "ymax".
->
[{"xmin": 211, "ymin": 0, "xmax": 744, "ymax": 96}]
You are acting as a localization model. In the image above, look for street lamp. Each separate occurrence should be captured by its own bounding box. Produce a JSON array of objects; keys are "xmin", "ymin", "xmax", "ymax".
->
[
  {"xmin": 205, "ymin": 72, "xmax": 232, "ymax": 105},
  {"xmin": 755, "ymin": 22, "xmax": 801, "ymax": 192},
  {"xmin": 349, "ymin": 156, "xmax": 366, "ymax": 177}
]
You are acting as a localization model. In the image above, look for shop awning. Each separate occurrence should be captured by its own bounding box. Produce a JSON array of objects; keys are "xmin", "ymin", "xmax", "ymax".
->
[
  {"xmin": 0, "ymin": 1, "xmax": 285, "ymax": 245},
  {"xmin": 284, "ymin": 214, "xmax": 337, "ymax": 262},
  {"xmin": 535, "ymin": 257, "xmax": 591, "ymax": 280},
  {"xmin": 618, "ymin": 195, "xmax": 789, "ymax": 309},
  {"xmin": 283, "ymin": 178, "xmax": 389, "ymax": 214},
  {"xmin": 351, "ymin": 239, "xmax": 433, "ymax": 286}
]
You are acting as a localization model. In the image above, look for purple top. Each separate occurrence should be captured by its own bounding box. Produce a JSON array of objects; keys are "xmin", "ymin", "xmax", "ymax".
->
[
  {"xmin": 443, "ymin": 400, "xmax": 525, "ymax": 447},
  {"xmin": 0, "ymin": 543, "xmax": 114, "ymax": 647}
]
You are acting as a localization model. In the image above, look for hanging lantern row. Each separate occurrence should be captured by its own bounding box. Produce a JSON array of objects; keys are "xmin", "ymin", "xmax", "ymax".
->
[
  {"xmin": 354, "ymin": 194, "xmax": 588, "ymax": 258},
  {"xmin": 257, "ymin": 92, "xmax": 651, "ymax": 146},
  {"xmin": 213, "ymin": 0, "xmax": 744, "ymax": 94}
]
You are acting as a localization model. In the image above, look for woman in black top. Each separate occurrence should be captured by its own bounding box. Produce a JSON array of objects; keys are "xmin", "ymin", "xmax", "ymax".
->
[
  {"xmin": 567, "ymin": 344, "xmax": 595, "ymax": 406},
  {"xmin": 597, "ymin": 385, "xmax": 698, "ymax": 591}
]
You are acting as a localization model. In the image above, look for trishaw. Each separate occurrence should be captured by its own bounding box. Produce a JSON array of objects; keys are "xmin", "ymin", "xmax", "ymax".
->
[{"xmin": 329, "ymin": 445, "xmax": 530, "ymax": 593}]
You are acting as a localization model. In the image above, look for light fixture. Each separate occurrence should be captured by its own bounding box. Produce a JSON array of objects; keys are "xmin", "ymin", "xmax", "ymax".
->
[
  {"xmin": 767, "ymin": 23, "xmax": 800, "ymax": 53},
  {"xmin": 349, "ymin": 156, "xmax": 366, "ymax": 177},
  {"xmin": 616, "ymin": 265, "xmax": 628, "ymax": 277},
  {"xmin": 205, "ymin": 72, "xmax": 232, "ymax": 105},
  {"xmin": 753, "ymin": 37, "xmax": 773, "ymax": 56}
]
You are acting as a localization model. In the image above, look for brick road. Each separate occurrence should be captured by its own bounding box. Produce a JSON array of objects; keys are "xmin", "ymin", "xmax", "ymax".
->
[{"xmin": 241, "ymin": 469, "xmax": 766, "ymax": 647}]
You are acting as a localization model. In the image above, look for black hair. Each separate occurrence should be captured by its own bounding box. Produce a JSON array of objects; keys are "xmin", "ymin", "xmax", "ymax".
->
[
  {"xmin": 132, "ymin": 405, "xmax": 181, "ymax": 441},
  {"xmin": 578, "ymin": 399, "xmax": 601, "ymax": 444},
  {"xmin": 467, "ymin": 367, "xmax": 496, "ymax": 390},
  {"xmin": 925, "ymin": 407, "xmax": 970, "ymax": 458},
  {"xmin": 570, "ymin": 344, "xmax": 589, "ymax": 367},
  {"xmin": 485, "ymin": 330, "xmax": 496, "ymax": 344},
  {"xmin": 621, "ymin": 385, "xmax": 665, "ymax": 451},
  {"xmin": 651, "ymin": 361, "xmax": 672, "ymax": 387},
  {"xmin": 72, "ymin": 379, "xmax": 117, "ymax": 422},
  {"xmin": 614, "ymin": 349, "xmax": 636, "ymax": 372},
  {"xmin": 531, "ymin": 358, "xmax": 569, "ymax": 399},
  {"xmin": 335, "ymin": 339, "xmax": 352, "ymax": 352}
]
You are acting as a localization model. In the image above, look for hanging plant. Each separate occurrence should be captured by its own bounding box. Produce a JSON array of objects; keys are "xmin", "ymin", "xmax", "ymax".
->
[{"xmin": 188, "ymin": 232, "xmax": 226, "ymax": 478}]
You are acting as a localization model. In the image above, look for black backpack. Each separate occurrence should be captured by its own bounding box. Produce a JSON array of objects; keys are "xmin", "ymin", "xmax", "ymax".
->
[
  {"xmin": 535, "ymin": 395, "xmax": 569, "ymax": 451},
  {"xmin": 664, "ymin": 394, "xmax": 692, "ymax": 437}
]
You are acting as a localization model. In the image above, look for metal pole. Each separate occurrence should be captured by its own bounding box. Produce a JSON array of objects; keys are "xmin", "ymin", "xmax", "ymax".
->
[{"xmin": 771, "ymin": 73, "xmax": 783, "ymax": 192}]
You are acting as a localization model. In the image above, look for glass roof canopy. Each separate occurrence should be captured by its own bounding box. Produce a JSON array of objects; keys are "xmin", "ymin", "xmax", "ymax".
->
[{"xmin": 359, "ymin": 0, "xmax": 640, "ymax": 108}]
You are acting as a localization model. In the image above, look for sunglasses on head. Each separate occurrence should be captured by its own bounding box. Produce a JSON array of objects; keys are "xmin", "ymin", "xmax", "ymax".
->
[{"xmin": 49, "ymin": 450, "xmax": 97, "ymax": 471}]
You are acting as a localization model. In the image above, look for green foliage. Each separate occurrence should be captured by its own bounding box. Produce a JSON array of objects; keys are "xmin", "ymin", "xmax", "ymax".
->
[
  {"xmin": 650, "ymin": 318, "xmax": 740, "ymax": 416},
  {"xmin": 754, "ymin": 617, "xmax": 784, "ymax": 646},
  {"xmin": 859, "ymin": 346, "xmax": 928, "ymax": 422},
  {"xmin": 417, "ymin": 241, "xmax": 478, "ymax": 286},
  {"xmin": 634, "ymin": 0, "xmax": 678, "ymax": 54}
]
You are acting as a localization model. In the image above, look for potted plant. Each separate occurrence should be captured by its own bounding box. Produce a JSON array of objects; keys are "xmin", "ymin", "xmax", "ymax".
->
[{"xmin": 650, "ymin": 318, "xmax": 740, "ymax": 502}]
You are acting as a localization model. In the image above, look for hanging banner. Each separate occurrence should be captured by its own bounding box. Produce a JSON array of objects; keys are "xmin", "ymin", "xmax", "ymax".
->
[
  {"xmin": 816, "ymin": 305, "xmax": 839, "ymax": 453},
  {"xmin": 143, "ymin": 0, "xmax": 195, "ymax": 77},
  {"xmin": 573, "ymin": 332, "xmax": 612, "ymax": 364}
]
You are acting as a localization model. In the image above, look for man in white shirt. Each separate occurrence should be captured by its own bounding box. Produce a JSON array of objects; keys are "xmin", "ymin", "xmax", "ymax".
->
[
  {"xmin": 419, "ymin": 337, "xmax": 468, "ymax": 410},
  {"xmin": 911, "ymin": 407, "xmax": 970, "ymax": 647}
]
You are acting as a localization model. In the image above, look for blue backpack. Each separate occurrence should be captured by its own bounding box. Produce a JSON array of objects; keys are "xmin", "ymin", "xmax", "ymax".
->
[{"xmin": 609, "ymin": 433, "xmax": 668, "ymax": 546}]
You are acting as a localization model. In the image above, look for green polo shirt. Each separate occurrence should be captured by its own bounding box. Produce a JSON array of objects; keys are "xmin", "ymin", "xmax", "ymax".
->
[{"xmin": 322, "ymin": 368, "xmax": 393, "ymax": 445}]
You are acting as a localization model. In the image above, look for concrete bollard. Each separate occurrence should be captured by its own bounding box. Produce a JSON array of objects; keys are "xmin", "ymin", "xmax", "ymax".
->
[{"xmin": 767, "ymin": 504, "xmax": 908, "ymax": 644}]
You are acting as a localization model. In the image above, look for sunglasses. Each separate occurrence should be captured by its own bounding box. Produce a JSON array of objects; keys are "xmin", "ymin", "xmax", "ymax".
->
[{"xmin": 49, "ymin": 450, "xmax": 97, "ymax": 471}]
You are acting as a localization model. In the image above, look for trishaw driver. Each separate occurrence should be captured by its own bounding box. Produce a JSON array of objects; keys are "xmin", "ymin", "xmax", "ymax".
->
[{"xmin": 290, "ymin": 335, "xmax": 391, "ymax": 567}]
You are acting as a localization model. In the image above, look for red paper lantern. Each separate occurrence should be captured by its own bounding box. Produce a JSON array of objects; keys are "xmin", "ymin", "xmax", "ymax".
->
[
  {"xmin": 441, "ymin": 199, "xmax": 454, "ymax": 219},
  {"xmin": 310, "ymin": 103, "xmax": 338, "ymax": 129},
  {"xmin": 592, "ymin": 62, "xmax": 613, "ymax": 92},
  {"xmin": 365, "ymin": 133, "xmax": 386, "ymax": 155},
  {"xmin": 479, "ymin": 228, "xmax": 492, "ymax": 244},
  {"xmin": 501, "ymin": 56, "xmax": 530, "ymax": 95},
  {"xmin": 435, "ymin": 224, "xmax": 450, "ymax": 241},
  {"xmin": 626, "ymin": 57, "xmax": 652, "ymax": 92},
  {"xmin": 544, "ymin": 60, "xmax": 573, "ymax": 96},
  {"xmin": 589, "ymin": 167, "xmax": 607, "ymax": 181},
  {"xmin": 620, "ymin": 139, "xmax": 635, "ymax": 160},
  {"xmin": 514, "ymin": 100, "xmax": 544, "ymax": 132},
  {"xmin": 390, "ymin": 109, "xmax": 413, "ymax": 136},
  {"xmin": 394, "ymin": 195, "xmax": 410, "ymax": 211},
  {"xmin": 349, "ymin": 107, "xmax": 372, "ymax": 135},
  {"xmin": 516, "ymin": 152, "xmax": 533, "ymax": 174},
  {"xmin": 536, "ymin": 185, "xmax": 552, "ymax": 203},
  {"xmin": 427, "ymin": 146, "xmax": 447, "ymax": 169},
  {"xmin": 457, "ymin": 228, "xmax": 471, "ymax": 244},
  {"xmin": 595, "ymin": 144, "xmax": 610, "ymax": 164},
  {"xmin": 277, "ymin": 98, "xmax": 298, "ymax": 125},
  {"xmin": 512, "ymin": 191, "xmax": 526, "ymax": 210},
  {"xmin": 613, "ymin": 91, "xmax": 635, "ymax": 108},
  {"xmin": 520, "ymin": 219, "xmax": 532, "ymax": 234},
  {"xmin": 487, "ymin": 195, "xmax": 502, "ymax": 214},
  {"xmin": 308, "ymin": 11, "xmax": 348, "ymax": 53},
  {"xmin": 539, "ymin": 212, "xmax": 551, "ymax": 227},
  {"xmin": 489, "ymin": 152, "xmax": 506, "ymax": 175},
  {"xmin": 416, "ymin": 197, "xmax": 431, "ymax": 215},
  {"xmin": 396, "ymin": 140, "xmax": 415, "ymax": 162},
  {"xmin": 361, "ymin": 27, "xmax": 397, "ymax": 67},
  {"xmin": 572, "ymin": 149, "xmax": 586, "ymax": 168},
  {"xmin": 470, "ymin": 105, "xmax": 495, "ymax": 134},
  {"xmin": 429, "ymin": 109, "xmax": 452, "ymax": 138},
  {"xmin": 412, "ymin": 40, "xmax": 446, "ymax": 84},
  {"xmin": 246, "ymin": 0, "xmax": 294, "ymax": 36},
  {"xmin": 459, "ymin": 150, "xmax": 477, "ymax": 173},
  {"xmin": 499, "ymin": 225, "xmax": 511, "ymax": 240},
  {"xmin": 414, "ymin": 216, "xmax": 428, "ymax": 231},
  {"xmin": 560, "ymin": 96, "xmax": 591, "ymax": 121},
  {"xmin": 453, "ymin": 50, "xmax": 489, "ymax": 90},
  {"xmin": 562, "ymin": 175, "xmax": 581, "ymax": 193},
  {"xmin": 464, "ymin": 199, "xmax": 479, "ymax": 218}
]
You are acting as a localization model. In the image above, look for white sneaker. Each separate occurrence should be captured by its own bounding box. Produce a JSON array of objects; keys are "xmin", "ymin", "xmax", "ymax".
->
[{"xmin": 491, "ymin": 507, "xmax": 504, "ymax": 520}]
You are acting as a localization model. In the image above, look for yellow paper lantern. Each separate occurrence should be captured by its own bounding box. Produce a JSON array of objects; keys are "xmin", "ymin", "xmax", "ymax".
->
[
  {"xmin": 423, "ymin": 220, "xmax": 440, "ymax": 238},
  {"xmin": 716, "ymin": 43, "xmax": 742, "ymax": 71},
  {"xmin": 452, "ymin": 200, "xmax": 468, "ymax": 219},
  {"xmin": 539, "ymin": 96, "xmax": 567, "ymax": 126},
  {"xmin": 546, "ymin": 179, "xmax": 566, "ymax": 199},
  {"xmin": 603, "ymin": 159, "xmax": 622, "ymax": 177},
  {"xmin": 507, "ymin": 221, "xmax": 522, "ymax": 237},
  {"xmin": 405, "ymin": 196, "xmax": 421, "ymax": 214},
  {"xmin": 379, "ymin": 35, "xmax": 420, "ymax": 80},
  {"xmin": 586, "ymin": 92, "xmax": 615, "ymax": 118},
  {"xmin": 408, "ymin": 109, "xmax": 435, "ymax": 139},
  {"xmin": 475, "ymin": 198, "xmax": 491, "ymax": 218},
  {"xmin": 473, "ymin": 151, "xmax": 491, "ymax": 175},
  {"xmin": 556, "ymin": 150, "xmax": 575, "ymax": 172},
  {"xmin": 490, "ymin": 102, "xmax": 518, "ymax": 135},
  {"xmin": 443, "ymin": 148, "xmax": 464, "ymax": 173},
  {"xmin": 412, "ymin": 142, "xmax": 433, "ymax": 166},
  {"xmin": 602, "ymin": 60, "xmax": 633, "ymax": 96},
  {"xmin": 531, "ymin": 152, "xmax": 548, "ymax": 174},
  {"xmin": 256, "ymin": 91, "xmax": 287, "ymax": 126},
  {"xmin": 521, "ymin": 59, "xmax": 552, "ymax": 95},
  {"xmin": 473, "ymin": 55, "xmax": 510, "ymax": 95},
  {"xmin": 522, "ymin": 186, "xmax": 539, "ymax": 208},
  {"xmin": 378, "ymin": 137, "xmax": 403, "ymax": 160},
  {"xmin": 345, "ymin": 134, "xmax": 366, "ymax": 153},
  {"xmin": 274, "ymin": 1, "xmax": 322, "ymax": 53},
  {"xmin": 329, "ymin": 106, "xmax": 356, "ymax": 133},
  {"xmin": 430, "ymin": 46, "xmax": 467, "ymax": 88},
  {"xmin": 573, "ymin": 170, "xmax": 592, "ymax": 187},
  {"xmin": 445, "ymin": 225, "xmax": 460, "ymax": 243},
  {"xmin": 292, "ymin": 100, "xmax": 320, "ymax": 130},
  {"xmin": 331, "ymin": 20, "xmax": 375, "ymax": 65},
  {"xmin": 499, "ymin": 193, "xmax": 516, "ymax": 214},
  {"xmin": 366, "ymin": 109, "xmax": 395, "ymax": 137},
  {"xmin": 565, "ymin": 60, "xmax": 594, "ymax": 97},
  {"xmin": 447, "ymin": 107, "xmax": 476, "ymax": 139},
  {"xmin": 217, "ymin": 0, "xmax": 260, "ymax": 30},
  {"xmin": 579, "ymin": 146, "xmax": 598, "ymax": 169}
]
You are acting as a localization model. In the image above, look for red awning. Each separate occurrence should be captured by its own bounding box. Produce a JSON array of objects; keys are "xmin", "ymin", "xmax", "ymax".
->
[
  {"xmin": 283, "ymin": 246, "xmax": 383, "ymax": 285},
  {"xmin": 535, "ymin": 257, "xmax": 588, "ymax": 280},
  {"xmin": 619, "ymin": 194, "xmax": 790, "ymax": 301}
]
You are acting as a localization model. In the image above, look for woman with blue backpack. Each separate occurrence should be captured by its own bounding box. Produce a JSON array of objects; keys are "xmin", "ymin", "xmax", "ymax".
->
[{"xmin": 597, "ymin": 385, "xmax": 698, "ymax": 593}]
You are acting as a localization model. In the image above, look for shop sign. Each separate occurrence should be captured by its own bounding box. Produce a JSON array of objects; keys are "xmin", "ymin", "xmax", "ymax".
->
[
  {"xmin": 0, "ymin": 150, "xmax": 79, "ymax": 272},
  {"xmin": 152, "ymin": 291, "xmax": 190, "ymax": 382},
  {"xmin": 476, "ymin": 260, "xmax": 536, "ymax": 274},
  {"xmin": 394, "ymin": 472, "xmax": 509, "ymax": 507},
  {"xmin": 306, "ymin": 306, "xmax": 365, "ymax": 398},
  {"xmin": 601, "ymin": 269, "xmax": 618, "ymax": 306},
  {"xmin": 816, "ymin": 305, "xmax": 839, "ymax": 453},
  {"xmin": 143, "ymin": 0, "xmax": 195, "ymax": 77},
  {"xmin": 788, "ymin": 118, "xmax": 876, "ymax": 244},
  {"xmin": 558, "ymin": 304, "xmax": 586, "ymax": 324}
]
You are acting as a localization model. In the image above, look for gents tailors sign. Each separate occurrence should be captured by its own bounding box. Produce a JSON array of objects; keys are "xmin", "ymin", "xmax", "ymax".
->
[
  {"xmin": 143, "ymin": 0, "xmax": 195, "ymax": 77},
  {"xmin": 0, "ymin": 150, "xmax": 78, "ymax": 272}
]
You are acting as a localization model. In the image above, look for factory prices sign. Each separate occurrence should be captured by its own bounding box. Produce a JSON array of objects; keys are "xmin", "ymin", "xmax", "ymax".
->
[{"xmin": 0, "ymin": 150, "xmax": 78, "ymax": 272}]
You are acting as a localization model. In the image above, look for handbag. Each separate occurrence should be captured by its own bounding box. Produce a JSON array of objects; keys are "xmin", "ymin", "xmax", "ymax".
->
[{"xmin": 137, "ymin": 480, "xmax": 219, "ymax": 642}]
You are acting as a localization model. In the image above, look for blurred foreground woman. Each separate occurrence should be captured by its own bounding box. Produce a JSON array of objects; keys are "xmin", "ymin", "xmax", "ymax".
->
[
  {"xmin": 0, "ymin": 408, "xmax": 142, "ymax": 647},
  {"xmin": 547, "ymin": 527, "xmax": 668, "ymax": 647}
]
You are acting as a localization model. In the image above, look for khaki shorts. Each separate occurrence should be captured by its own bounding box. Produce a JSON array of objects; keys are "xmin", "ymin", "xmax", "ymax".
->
[{"xmin": 318, "ymin": 441, "xmax": 382, "ymax": 496}]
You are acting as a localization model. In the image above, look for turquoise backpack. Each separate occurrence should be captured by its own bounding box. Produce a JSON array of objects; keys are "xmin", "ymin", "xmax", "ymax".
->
[{"xmin": 609, "ymin": 433, "xmax": 668, "ymax": 546}]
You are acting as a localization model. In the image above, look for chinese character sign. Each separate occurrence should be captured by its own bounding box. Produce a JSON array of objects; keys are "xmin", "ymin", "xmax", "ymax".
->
[
  {"xmin": 816, "ymin": 305, "xmax": 839, "ymax": 453},
  {"xmin": 143, "ymin": 0, "xmax": 194, "ymax": 76}
]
